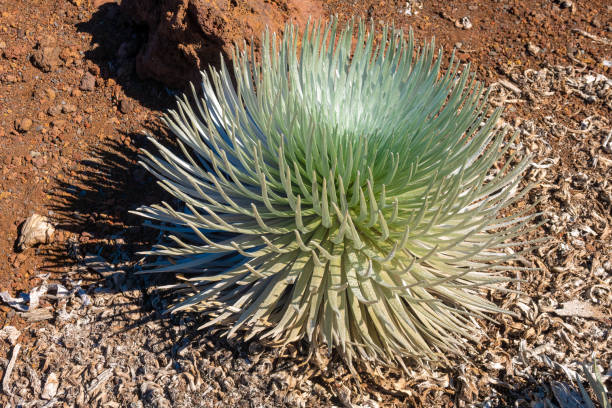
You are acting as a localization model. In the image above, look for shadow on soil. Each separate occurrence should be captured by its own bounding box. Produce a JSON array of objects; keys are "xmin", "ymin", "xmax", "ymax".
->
[
  {"xmin": 75, "ymin": 2, "xmax": 232, "ymax": 110},
  {"xmin": 74, "ymin": 2, "xmax": 173, "ymax": 111},
  {"xmin": 43, "ymin": 128, "xmax": 230, "ymax": 360},
  {"xmin": 45, "ymin": 128, "xmax": 166, "ymax": 283}
]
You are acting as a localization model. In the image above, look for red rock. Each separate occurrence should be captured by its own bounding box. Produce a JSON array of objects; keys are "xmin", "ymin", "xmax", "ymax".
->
[
  {"xmin": 62, "ymin": 104, "xmax": 77, "ymax": 114},
  {"xmin": 79, "ymin": 72, "xmax": 96, "ymax": 91},
  {"xmin": 2, "ymin": 44, "xmax": 28, "ymax": 60},
  {"xmin": 120, "ymin": 0, "xmax": 324, "ymax": 89},
  {"xmin": 118, "ymin": 97, "xmax": 133, "ymax": 114},
  {"xmin": 11, "ymin": 253, "xmax": 27, "ymax": 268},
  {"xmin": 59, "ymin": 47, "xmax": 71, "ymax": 61},
  {"xmin": 31, "ymin": 43, "xmax": 61, "ymax": 72},
  {"xmin": 51, "ymin": 119, "xmax": 66, "ymax": 129},
  {"xmin": 32, "ymin": 155, "xmax": 47, "ymax": 168},
  {"xmin": 88, "ymin": 64, "xmax": 101, "ymax": 76},
  {"xmin": 14, "ymin": 118, "xmax": 32, "ymax": 133},
  {"xmin": 47, "ymin": 105, "xmax": 62, "ymax": 116},
  {"xmin": 2, "ymin": 74, "xmax": 18, "ymax": 83},
  {"xmin": 56, "ymin": 229, "xmax": 68, "ymax": 243},
  {"xmin": 45, "ymin": 88, "xmax": 56, "ymax": 101}
]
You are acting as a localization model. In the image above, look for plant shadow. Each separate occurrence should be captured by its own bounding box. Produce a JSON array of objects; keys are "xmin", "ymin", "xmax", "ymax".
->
[
  {"xmin": 43, "ymin": 127, "xmax": 224, "ymax": 358},
  {"xmin": 46, "ymin": 0, "xmax": 262, "ymax": 388}
]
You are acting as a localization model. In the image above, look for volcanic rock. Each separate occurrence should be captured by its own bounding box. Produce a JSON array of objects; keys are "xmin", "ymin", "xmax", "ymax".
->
[
  {"xmin": 120, "ymin": 0, "xmax": 324, "ymax": 89},
  {"xmin": 14, "ymin": 118, "xmax": 32, "ymax": 133},
  {"xmin": 79, "ymin": 72, "xmax": 96, "ymax": 91},
  {"xmin": 31, "ymin": 44, "xmax": 61, "ymax": 72}
]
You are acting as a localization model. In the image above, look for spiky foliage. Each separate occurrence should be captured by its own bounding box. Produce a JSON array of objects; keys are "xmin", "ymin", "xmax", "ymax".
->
[{"xmin": 134, "ymin": 20, "xmax": 537, "ymax": 370}]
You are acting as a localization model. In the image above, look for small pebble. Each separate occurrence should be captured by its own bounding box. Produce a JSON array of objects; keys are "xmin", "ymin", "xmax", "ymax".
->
[
  {"xmin": 527, "ymin": 42, "xmax": 541, "ymax": 56},
  {"xmin": 79, "ymin": 72, "xmax": 95, "ymax": 91},
  {"xmin": 119, "ymin": 97, "xmax": 133, "ymax": 114},
  {"xmin": 45, "ymin": 88, "xmax": 56, "ymax": 100},
  {"xmin": 62, "ymin": 104, "xmax": 77, "ymax": 113},
  {"xmin": 461, "ymin": 17, "xmax": 473, "ymax": 29},
  {"xmin": 47, "ymin": 105, "xmax": 61, "ymax": 116},
  {"xmin": 15, "ymin": 118, "xmax": 32, "ymax": 132},
  {"xmin": 590, "ymin": 15, "xmax": 602, "ymax": 28}
]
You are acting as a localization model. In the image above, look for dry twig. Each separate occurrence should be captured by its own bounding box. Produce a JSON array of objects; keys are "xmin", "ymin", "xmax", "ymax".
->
[
  {"xmin": 2, "ymin": 344, "xmax": 21, "ymax": 396},
  {"xmin": 571, "ymin": 28, "xmax": 612, "ymax": 46}
]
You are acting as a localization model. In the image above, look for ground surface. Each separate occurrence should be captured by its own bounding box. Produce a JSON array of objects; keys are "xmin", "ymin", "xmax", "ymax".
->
[{"xmin": 0, "ymin": 0, "xmax": 610, "ymax": 407}]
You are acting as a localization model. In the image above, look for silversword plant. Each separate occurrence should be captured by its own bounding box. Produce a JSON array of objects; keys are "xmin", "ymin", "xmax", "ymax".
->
[{"xmin": 134, "ymin": 20, "xmax": 538, "ymax": 371}]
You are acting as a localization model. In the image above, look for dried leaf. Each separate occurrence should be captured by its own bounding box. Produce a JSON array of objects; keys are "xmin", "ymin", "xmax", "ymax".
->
[
  {"xmin": 554, "ymin": 300, "xmax": 607, "ymax": 320},
  {"xmin": 551, "ymin": 381, "xmax": 586, "ymax": 408},
  {"xmin": 2, "ymin": 344, "xmax": 20, "ymax": 396},
  {"xmin": 0, "ymin": 326, "xmax": 21, "ymax": 345},
  {"xmin": 19, "ymin": 306, "xmax": 54, "ymax": 322},
  {"xmin": 0, "ymin": 285, "xmax": 48, "ymax": 311},
  {"xmin": 0, "ymin": 291, "xmax": 28, "ymax": 311},
  {"xmin": 84, "ymin": 253, "xmax": 115, "ymax": 278},
  {"xmin": 41, "ymin": 372, "xmax": 59, "ymax": 399}
]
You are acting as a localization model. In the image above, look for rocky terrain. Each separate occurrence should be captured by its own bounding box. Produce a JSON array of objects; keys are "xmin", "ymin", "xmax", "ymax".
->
[{"xmin": 0, "ymin": 0, "xmax": 610, "ymax": 407}]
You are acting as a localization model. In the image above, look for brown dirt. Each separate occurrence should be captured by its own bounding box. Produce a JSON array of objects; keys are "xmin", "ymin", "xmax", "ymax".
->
[
  {"xmin": 0, "ymin": 0, "xmax": 610, "ymax": 407},
  {"xmin": 119, "ymin": 0, "xmax": 325, "ymax": 89}
]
